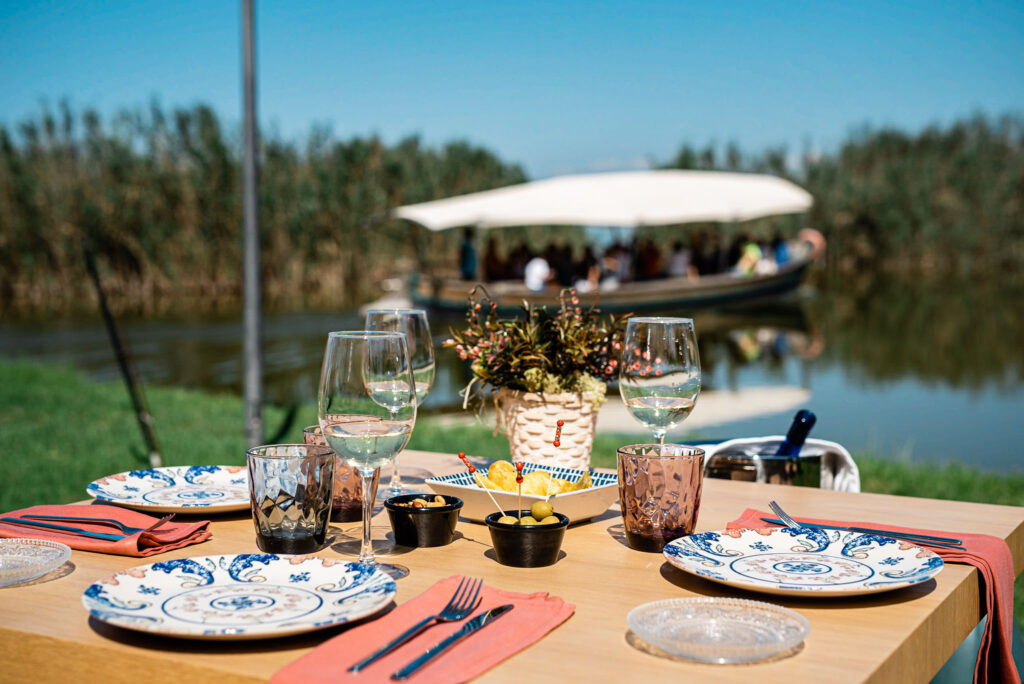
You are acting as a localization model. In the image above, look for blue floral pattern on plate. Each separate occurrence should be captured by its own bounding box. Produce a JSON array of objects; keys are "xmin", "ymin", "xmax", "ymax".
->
[
  {"xmin": 81, "ymin": 555, "xmax": 396, "ymax": 640},
  {"xmin": 87, "ymin": 466, "xmax": 250, "ymax": 513},
  {"xmin": 663, "ymin": 528, "xmax": 943, "ymax": 597}
]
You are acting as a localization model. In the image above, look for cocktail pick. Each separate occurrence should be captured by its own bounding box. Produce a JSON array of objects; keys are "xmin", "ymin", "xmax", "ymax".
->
[
  {"xmin": 457, "ymin": 452, "xmax": 504, "ymax": 516},
  {"xmin": 544, "ymin": 419, "xmax": 565, "ymax": 502},
  {"xmin": 515, "ymin": 461, "xmax": 525, "ymax": 524}
]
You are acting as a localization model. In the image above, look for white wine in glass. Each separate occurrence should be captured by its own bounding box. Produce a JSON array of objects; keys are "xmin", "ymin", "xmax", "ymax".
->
[
  {"xmin": 365, "ymin": 308, "xmax": 435, "ymax": 496},
  {"xmin": 619, "ymin": 317, "xmax": 701, "ymax": 445},
  {"xmin": 318, "ymin": 331, "xmax": 416, "ymax": 567}
]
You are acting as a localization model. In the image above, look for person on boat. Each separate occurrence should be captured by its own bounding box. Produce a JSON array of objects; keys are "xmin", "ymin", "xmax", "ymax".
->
[
  {"xmin": 524, "ymin": 255, "xmax": 553, "ymax": 292},
  {"xmin": 771, "ymin": 233, "xmax": 790, "ymax": 266},
  {"xmin": 459, "ymin": 228, "xmax": 477, "ymax": 281},
  {"xmin": 482, "ymin": 237, "xmax": 506, "ymax": 281},
  {"xmin": 735, "ymin": 238, "xmax": 763, "ymax": 277},
  {"xmin": 667, "ymin": 240, "xmax": 695, "ymax": 279}
]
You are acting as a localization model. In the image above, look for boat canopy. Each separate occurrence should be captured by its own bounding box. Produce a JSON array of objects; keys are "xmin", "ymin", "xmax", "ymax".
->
[{"xmin": 393, "ymin": 170, "xmax": 813, "ymax": 231}]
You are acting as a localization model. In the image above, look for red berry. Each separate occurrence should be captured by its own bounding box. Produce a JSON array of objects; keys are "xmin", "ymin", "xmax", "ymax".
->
[
  {"xmin": 516, "ymin": 475, "xmax": 523, "ymax": 483},
  {"xmin": 458, "ymin": 452, "xmax": 466, "ymax": 459},
  {"xmin": 553, "ymin": 440, "xmax": 561, "ymax": 447},
  {"xmin": 556, "ymin": 420, "xmax": 564, "ymax": 427},
  {"xmin": 468, "ymin": 465, "xmax": 476, "ymax": 473},
  {"xmin": 515, "ymin": 462, "xmax": 524, "ymax": 471}
]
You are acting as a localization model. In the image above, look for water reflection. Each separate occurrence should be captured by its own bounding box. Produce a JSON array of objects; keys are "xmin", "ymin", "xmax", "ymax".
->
[{"xmin": 1, "ymin": 273, "xmax": 1021, "ymax": 470}]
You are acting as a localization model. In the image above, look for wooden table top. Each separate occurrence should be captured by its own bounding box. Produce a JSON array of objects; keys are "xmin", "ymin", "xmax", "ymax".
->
[{"xmin": 2, "ymin": 449, "xmax": 1023, "ymax": 684}]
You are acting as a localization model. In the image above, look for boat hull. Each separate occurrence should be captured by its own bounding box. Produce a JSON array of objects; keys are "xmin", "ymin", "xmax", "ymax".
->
[{"xmin": 412, "ymin": 259, "xmax": 812, "ymax": 312}]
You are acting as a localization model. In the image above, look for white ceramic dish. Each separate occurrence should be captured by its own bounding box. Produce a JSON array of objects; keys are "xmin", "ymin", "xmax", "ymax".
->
[
  {"xmin": 425, "ymin": 462, "xmax": 618, "ymax": 523},
  {"xmin": 82, "ymin": 554, "xmax": 396, "ymax": 640},
  {"xmin": 627, "ymin": 597, "xmax": 809, "ymax": 663},
  {"xmin": 0, "ymin": 538, "xmax": 72, "ymax": 587},
  {"xmin": 87, "ymin": 465, "xmax": 250, "ymax": 514},
  {"xmin": 664, "ymin": 527, "xmax": 944, "ymax": 597}
]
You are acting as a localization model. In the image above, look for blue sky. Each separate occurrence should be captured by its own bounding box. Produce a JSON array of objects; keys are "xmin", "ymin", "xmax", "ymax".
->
[{"xmin": 1, "ymin": 1, "xmax": 1022, "ymax": 178}]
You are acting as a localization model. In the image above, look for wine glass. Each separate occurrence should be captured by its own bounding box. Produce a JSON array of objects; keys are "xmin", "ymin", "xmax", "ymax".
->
[
  {"xmin": 318, "ymin": 331, "xmax": 416, "ymax": 567},
  {"xmin": 365, "ymin": 308, "xmax": 435, "ymax": 497},
  {"xmin": 619, "ymin": 317, "xmax": 701, "ymax": 446}
]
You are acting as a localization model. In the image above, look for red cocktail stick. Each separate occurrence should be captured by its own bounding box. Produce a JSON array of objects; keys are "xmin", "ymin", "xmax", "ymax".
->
[
  {"xmin": 458, "ymin": 451, "xmax": 504, "ymax": 516},
  {"xmin": 515, "ymin": 461, "xmax": 525, "ymax": 524}
]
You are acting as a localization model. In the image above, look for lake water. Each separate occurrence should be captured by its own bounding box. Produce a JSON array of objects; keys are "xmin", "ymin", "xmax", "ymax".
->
[{"xmin": 2, "ymin": 274, "xmax": 1021, "ymax": 472}]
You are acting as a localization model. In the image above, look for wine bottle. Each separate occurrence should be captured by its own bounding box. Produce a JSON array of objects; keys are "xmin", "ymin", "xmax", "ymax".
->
[{"xmin": 774, "ymin": 409, "xmax": 816, "ymax": 457}]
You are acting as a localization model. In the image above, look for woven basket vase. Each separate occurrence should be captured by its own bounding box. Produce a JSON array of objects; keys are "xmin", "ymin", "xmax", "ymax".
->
[{"xmin": 498, "ymin": 388, "xmax": 600, "ymax": 470}]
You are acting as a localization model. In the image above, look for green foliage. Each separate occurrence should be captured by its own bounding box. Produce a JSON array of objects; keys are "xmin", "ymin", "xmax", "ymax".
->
[
  {"xmin": 445, "ymin": 286, "xmax": 626, "ymax": 398},
  {"xmin": 0, "ymin": 102, "xmax": 525, "ymax": 314},
  {"xmin": 666, "ymin": 114, "xmax": 1024, "ymax": 271}
]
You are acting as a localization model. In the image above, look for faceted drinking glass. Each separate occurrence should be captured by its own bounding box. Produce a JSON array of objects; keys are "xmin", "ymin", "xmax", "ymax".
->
[
  {"xmin": 617, "ymin": 443, "xmax": 704, "ymax": 552},
  {"xmin": 247, "ymin": 443, "xmax": 335, "ymax": 554}
]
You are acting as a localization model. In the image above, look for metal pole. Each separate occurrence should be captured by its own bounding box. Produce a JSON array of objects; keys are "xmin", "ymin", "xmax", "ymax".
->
[
  {"xmin": 81, "ymin": 238, "xmax": 163, "ymax": 467},
  {"xmin": 241, "ymin": 0, "xmax": 263, "ymax": 447}
]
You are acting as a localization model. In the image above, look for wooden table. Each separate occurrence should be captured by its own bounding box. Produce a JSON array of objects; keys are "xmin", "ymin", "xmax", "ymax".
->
[{"xmin": 2, "ymin": 449, "xmax": 1023, "ymax": 684}]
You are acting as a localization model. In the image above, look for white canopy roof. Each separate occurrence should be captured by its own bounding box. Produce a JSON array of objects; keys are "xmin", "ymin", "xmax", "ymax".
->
[{"xmin": 393, "ymin": 170, "xmax": 812, "ymax": 231}]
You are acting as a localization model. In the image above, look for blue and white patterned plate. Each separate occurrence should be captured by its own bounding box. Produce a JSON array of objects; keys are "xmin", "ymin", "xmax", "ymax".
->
[
  {"xmin": 664, "ymin": 528, "xmax": 944, "ymax": 597},
  {"xmin": 82, "ymin": 554, "xmax": 396, "ymax": 640},
  {"xmin": 87, "ymin": 466, "xmax": 250, "ymax": 513}
]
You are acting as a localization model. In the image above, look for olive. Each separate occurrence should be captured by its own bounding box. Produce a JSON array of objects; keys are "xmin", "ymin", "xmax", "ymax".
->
[
  {"xmin": 530, "ymin": 501, "xmax": 554, "ymax": 520},
  {"xmin": 496, "ymin": 515, "xmax": 518, "ymax": 524},
  {"xmin": 519, "ymin": 516, "xmax": 540, "ymax": 525},
  {"xmin": 539, "ymin": 515, "xmax": 561, "ymax": 525}
]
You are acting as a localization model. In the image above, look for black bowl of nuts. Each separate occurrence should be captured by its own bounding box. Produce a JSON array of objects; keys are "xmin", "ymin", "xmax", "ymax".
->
[{"xmin": 384, "ymin": 494, "xmax": 463, "ymax": 547}]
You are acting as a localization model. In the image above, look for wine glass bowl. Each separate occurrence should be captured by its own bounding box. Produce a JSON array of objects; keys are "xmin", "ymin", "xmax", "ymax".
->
[
  {"xmin": 318, "ymin": 331, "xmax": 416, "ymax": 567},
  {"xmin": 619, "ymin": 317, "xmax": 701, "ymax": 445},
  {"xmin": 365, "ymin": 308, "xmax": 435, "ymax": 497}
]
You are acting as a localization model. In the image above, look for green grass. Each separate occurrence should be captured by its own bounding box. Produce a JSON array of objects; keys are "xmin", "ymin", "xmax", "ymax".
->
[{"xmin": 2, "ymin": 358, "xmax": 1023, "ymax": 628}]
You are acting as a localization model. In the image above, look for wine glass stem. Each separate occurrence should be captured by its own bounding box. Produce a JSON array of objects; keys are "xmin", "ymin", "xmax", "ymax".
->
[
  {"xmin": 358, "ymin": 467, "xmax": 375, "ymax": 564},
  {"xmin": 653, "ymin": 429, "xmax": 667, "ymax": 450},
  {"xmin": 388, "ymin": 409, "xmax": 402, "ymax": 496}
]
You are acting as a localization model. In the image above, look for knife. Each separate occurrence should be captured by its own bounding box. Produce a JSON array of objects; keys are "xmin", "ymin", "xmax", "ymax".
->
[
  {"xmin": 0, "ymin": 516, "xmax": 125, "ymax": 541},
  {"xmin": 390, "ymin": 604, "xmax": 514, "ymax": 680}
]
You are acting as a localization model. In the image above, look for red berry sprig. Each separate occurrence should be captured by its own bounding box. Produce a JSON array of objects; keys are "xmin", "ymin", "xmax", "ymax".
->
[{"xmin": 553, "ymin": 419, "xmax": 564, "ymax": 447}]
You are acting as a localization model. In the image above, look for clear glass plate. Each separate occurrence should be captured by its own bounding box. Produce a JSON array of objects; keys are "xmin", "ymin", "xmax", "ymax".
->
[
  {"xmin": 627, "ymin": 597, "xmax": 809, "ymax": 664},
  {"xmin": 0, "ymin": 538, "xmax": 71, "ymax": 587}
]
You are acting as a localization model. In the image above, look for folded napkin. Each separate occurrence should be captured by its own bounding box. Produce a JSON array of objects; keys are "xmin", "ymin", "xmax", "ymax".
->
[
  {"xmin": 702, "ymin": 437, "xmax": 861, "ymax": 492},
  {"xmin": 0, "ymin": 503, "xmax": 211, "ymax": 556},
  {"xmin": 729, "ymin": 508, "xmax": 1018, "ymax": 684},
  {"xmin": 272, "ymin": 575, "xmax": 575, "ymax": 684}
]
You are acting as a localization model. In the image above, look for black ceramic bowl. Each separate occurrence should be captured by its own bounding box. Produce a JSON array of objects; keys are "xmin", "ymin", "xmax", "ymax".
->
[
  {"xmin": 485, "ymin": 510, "xmax": 570, "ymax": 567},
  {"xmin": 385, "ymin": 494, "xmax": 463, "ymax": 547}
]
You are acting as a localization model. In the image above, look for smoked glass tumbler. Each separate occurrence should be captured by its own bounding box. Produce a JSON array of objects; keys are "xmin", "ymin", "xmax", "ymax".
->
[{"xmin": 617, "ymin": 444, "xmax": 704, "ymax": 552}]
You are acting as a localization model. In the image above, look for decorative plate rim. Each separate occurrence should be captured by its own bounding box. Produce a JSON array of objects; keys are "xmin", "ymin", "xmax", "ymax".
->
[
  {"xmin": 86, "ymin": 465, "xmax": 250, "ymax": 513},
  {"xmin": 81, "ymin": 554, "xmax": 396, "ymax": 640},
  {"xmin": 663, "ymin": 527, "xmax": 944, "ymax": 597}
]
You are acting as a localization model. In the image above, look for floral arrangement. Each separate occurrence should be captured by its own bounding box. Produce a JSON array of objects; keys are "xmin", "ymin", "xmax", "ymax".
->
[{"xmin": 444, "ymin": 286, "xmax": 628, "ymax": 405}]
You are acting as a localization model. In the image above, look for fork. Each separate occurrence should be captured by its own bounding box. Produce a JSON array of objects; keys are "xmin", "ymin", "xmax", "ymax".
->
[
  {"xmin": 23, "ymin": 513, "xmax": 175, "ymax": 536},
  {"xmin": 768, "ymin": 500, "xmax": 802, "ymax": 529},
  {"xmin": 348, "ymin": 576, "xmax": 483, "ymax": 673}
]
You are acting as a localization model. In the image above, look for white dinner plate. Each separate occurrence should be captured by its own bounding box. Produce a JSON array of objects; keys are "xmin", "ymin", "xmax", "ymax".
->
[
  {"xmin": 664, "ymin": 527, "xmax": 944, "ymax": 597},
  {"xmin": 87, "ymin": 466, "xmax": 250, "ymax": 513},
  {"xmin": 82, "ymin": 554, "xmax": 396, "ymax": 640}
]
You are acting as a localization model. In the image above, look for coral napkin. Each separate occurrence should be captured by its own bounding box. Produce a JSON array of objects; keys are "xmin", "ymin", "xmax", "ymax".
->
[
  {"xmin": 272, "ymin": 575, "xmax": 575, "ymax": 684},
  {"xmin": 0, "ymin": 503, "xmax": 211, "ymax": 556},
  {"xmin": 728, "ymin": 508, "xmax": 1019, "ymax": 684}
]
